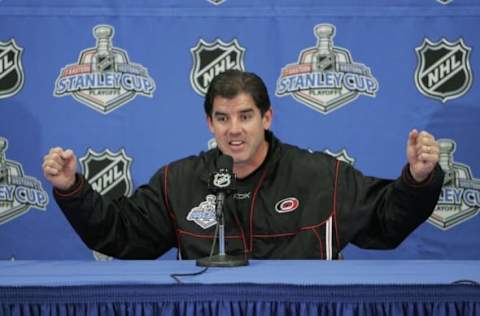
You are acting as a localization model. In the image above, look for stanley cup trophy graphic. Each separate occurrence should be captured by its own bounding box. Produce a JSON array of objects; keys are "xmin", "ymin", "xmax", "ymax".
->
[
  {"xmin": 313, "ymin": 24, "xmax": 337, "ymax": 72},
  {"xmin": 438, "ymin": 139, "xmax": 473, "ymax": 187},
  {"xmin": 0, "ymin": 138, "xmax": 12, "ymax": 209},
  {"xmin": 438, "ymin": 140, "xmax": 458, "ymax": 186},
  {"xmin": 54, "ymin": 24, "xmax": 156, "ymax": 114},
  {"xmin": 92, "ymin": 25, "xmax": 116, "ymax": 73},
  {"xmin": 429, "ymin": 139, "xmax": 480, "ymax": 230}
]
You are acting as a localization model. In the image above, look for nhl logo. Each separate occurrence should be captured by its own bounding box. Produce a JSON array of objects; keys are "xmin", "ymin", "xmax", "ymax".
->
[
  {"xmin": 415, "ymin": 38, "xmax": 472, "ymax": 102},
  {"xmin": 323, "ymin": 149, "xmax": 355, "ymax": 166},
  {"xmin": 213, "ymin": 172, "xmax": 231, "ymax": 188},
  {"xmin": 79, "ymin": 148, "xmax": 133, "ymax": 198},
  {"xmin": 0, "ymin": 39, "xmax": 24, "ymax": 99},
  {"xmin": 190, "ymin": 39, "xmax": 245, "ymax": 96},
  {"xmin": 207, "ymin": 0, "xmax": 226, "ymax": 4}
]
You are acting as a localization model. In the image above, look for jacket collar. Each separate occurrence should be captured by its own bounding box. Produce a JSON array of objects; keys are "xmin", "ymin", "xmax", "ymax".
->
[{"xmin": 200, "ymin": 130, "xmax": 283, "ymax": 183}]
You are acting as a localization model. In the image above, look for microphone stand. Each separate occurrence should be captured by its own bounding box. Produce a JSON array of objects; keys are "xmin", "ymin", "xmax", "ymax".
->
[{"xmin": 196, "ymin": 192, "xmax": 249, "ymax": 267}]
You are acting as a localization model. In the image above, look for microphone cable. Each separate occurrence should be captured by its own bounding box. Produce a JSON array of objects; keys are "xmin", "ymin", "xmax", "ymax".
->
[
  {"xmin": 169, "ymin": 222, "xmax": 219, "ymax": 284},
  {"xmin": 451, "ymin": 279, "xmax": 480, "ymax": 285}
]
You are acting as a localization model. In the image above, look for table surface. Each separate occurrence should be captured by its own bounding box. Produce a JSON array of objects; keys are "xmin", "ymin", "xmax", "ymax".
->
[{"xmin": 1, "ymin": 260, "xmax": 479, "ymax": 287}]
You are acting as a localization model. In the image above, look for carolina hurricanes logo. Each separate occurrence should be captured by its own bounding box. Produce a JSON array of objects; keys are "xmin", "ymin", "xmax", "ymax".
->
[{"xmin": 275, "ymin": 197, "xmax": 300, "ymax": 213}]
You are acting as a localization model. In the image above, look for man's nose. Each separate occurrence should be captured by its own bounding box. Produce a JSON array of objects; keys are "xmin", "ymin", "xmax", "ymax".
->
[{"xmin": 229, "ymin": 118, "xmax": 242, "ymax": 134}]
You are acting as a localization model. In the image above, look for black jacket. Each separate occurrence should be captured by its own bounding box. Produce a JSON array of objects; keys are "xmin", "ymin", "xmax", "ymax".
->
[{"xmin": 55, "ymin": 132, "xmax": 444, "ymax": 259}]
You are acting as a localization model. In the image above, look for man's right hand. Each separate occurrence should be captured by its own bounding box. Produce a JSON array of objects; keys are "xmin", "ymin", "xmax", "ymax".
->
[{"xmin": 42, "ymin": 147, "xmax": 77, "ymax": 191}]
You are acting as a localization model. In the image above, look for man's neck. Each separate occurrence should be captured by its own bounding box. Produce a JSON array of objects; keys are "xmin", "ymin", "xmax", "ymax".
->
[{"xmin": 233, "ymin": 140, "xmax": 269, "ymax": 179}]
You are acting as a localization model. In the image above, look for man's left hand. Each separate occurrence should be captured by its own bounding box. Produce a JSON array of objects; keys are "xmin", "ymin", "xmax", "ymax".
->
[{"xmin": 407, "ymin": 129, "xmax": 440, "ymax": 183}]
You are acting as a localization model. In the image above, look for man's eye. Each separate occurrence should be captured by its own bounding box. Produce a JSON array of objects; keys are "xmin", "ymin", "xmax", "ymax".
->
[
  {"xmin": 216, "ymin": 116, "xmax": 227, "ymax": 122},
  {"xmin": 240, "ymin": 114, "xmax": 251, "ymax": 121}
]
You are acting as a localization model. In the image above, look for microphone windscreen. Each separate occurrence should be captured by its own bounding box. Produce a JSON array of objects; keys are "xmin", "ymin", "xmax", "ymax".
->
[{"xmin": 217, "ymin": 155, "xmax": 233, "ymax": 171}]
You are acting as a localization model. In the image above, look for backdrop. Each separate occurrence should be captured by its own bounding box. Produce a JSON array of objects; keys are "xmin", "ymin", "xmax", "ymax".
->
[{"xmin": 0, "ymin": 0, "xmax": 479, "ymax": 260}]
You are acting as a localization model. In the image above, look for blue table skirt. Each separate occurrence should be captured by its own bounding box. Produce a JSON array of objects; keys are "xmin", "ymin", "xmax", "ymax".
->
[{"xmin": 1, "ymin": 260, "xmax": 479, "ymax": 316}]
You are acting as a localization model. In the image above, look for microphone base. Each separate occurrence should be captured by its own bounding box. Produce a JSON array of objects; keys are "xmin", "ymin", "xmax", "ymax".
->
[{"xmin": 196, "ymin": 254, "xmax": 249, "ymax": 267}]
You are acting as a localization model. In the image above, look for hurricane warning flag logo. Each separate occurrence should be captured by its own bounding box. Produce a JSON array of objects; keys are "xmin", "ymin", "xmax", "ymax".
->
[
  {"xmin": 190, "ymin": 39, "xmax": 245, "ymax": 96},
  {"xmin": 79, "ymin": 148, "xmax": 133, "ymax": 198},
  {"xmin": 276, "ymin": 24, "xmax": 378, "ymax": 114},
  {"xmin": 0, "ymin": 137, "xmax": 48, "ymax": 224},
  {"xmin": 415, "ymin": 38, "xmax": 472, "ymax": 102},
  {"xmin": 54, "ymin": 25, "xmax": 156, "ymax": 114},
  {"xmin": 429, "ymin": 139, "xmax": 480, "ymax": 230},
  {"xmin": 0, "ymin": 39, "xmax": 24, "ymax": 99}
]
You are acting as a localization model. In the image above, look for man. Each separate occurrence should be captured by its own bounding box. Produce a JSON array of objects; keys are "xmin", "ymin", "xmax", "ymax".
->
[{"xmin": 43, "ymin": 70, "xmax": 444, "ymax": 260}]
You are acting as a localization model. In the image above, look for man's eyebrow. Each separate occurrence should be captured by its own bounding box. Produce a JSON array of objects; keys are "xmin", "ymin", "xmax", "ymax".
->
[{"xmin": 213, "ymin": 108, "xmax": 254, "ymax": 116}]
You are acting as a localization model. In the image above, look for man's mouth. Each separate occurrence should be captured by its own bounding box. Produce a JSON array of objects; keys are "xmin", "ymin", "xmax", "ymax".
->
[{"xmin": 228, "ymin": 140, "xmax": 245, "ymax": 150}]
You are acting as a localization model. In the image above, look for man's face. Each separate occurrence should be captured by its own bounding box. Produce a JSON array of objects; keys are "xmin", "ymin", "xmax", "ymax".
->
[{"xmin": 207, "ymin": 93, "xmax": 272, "ymax": 170}]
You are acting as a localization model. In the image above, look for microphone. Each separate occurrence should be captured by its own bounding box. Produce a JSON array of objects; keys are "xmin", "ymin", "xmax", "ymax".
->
[
  {"xmin": 209, "ymin": 155, "xmax": 235, "ymax": 219},
  {"xmin": 196, "ymin": 155, "xmax": 249, "ymax": 267}
]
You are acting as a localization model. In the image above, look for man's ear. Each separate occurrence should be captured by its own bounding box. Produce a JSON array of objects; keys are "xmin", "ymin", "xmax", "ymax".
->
[
  {"xmin": 262, "ymin": 108, "xmax": 273, "ymax": 130},
  {"xmin": 206, "ymin": 115, "xmax": 214, "ymax": 133}
]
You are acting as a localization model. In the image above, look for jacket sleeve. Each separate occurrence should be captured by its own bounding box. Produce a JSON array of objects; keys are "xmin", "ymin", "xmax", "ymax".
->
[
  {"xmin": 53, "ymin": 167, "xmax": 176, "ymax": 259},
  {"xmin": 336, "ymin": 162, "xmax": 445, "ymax": 250}
]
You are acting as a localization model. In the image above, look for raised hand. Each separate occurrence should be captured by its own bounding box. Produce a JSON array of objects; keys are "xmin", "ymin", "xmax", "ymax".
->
[
  {"xmin": 406, "ymin": 129, "xmax": 440, "ymax": 183},
  {"xmin": 42, "ymin": 147, "xmax": 77, "ymax": 190}
]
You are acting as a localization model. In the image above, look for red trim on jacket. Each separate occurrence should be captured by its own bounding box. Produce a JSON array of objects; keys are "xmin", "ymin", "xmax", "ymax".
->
[
  {"xmin": 177, "ymin": 229, "xmax": 241, "ymax": 240},
  {"xmin": 311, "ymin": 227, "xmax": 324, "ymax": 259},
  {"xmin": 332, "ymin": 160, "xmax": 341, "ymax": 257},
  {"xmin": 163, "ymin": 165, "xmax": 181, "ymax": 259},
  {"xmin": 403, "ymin": 164, "xmax": 435, "ymax": 187},
  {"xmin": 54, "ymin": 175, "xmax": 85, "ymax": 198},
  {"xmin": 248, "ymin": 169, "xmax": 269, "ymax": 253},
  {"xmin": 232, "ymin": 211, "xmax": 249, "ymax": 256},
  {"xmin": 251, "ymin": 217, "xmax": 331, "ymax": 238},
  {"xmin": 163, "ymin": 165, "xmax": 171, "ymax": 215}
]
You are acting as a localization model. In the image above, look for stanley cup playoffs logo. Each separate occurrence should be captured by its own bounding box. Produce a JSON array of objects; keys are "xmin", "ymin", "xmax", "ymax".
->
[
  {"xmin": 415, "ymin": 38, "xmax": 472, "ymax": 102},
  {"xmin": 0, "ymin": 137, "xmax": 48, "ymax": 224},
  {"xmin": 0, "ymin": 39, "xmax": 24, "ymax": 99},
  {"xmin": 276, "ymin": 24, "xmax": 378, "ymax": 114},
  {"xmin": 429, "ymin": 139, "xmax": 480, "ymax": 230},
  {"xmin": 54, "ymin": 25, "xmax": 156, "ymax": 114}
]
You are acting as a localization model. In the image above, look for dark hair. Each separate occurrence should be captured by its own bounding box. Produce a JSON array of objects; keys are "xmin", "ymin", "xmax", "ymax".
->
[{"xmin": 204, "ymin": 70, "xmax": 271, "ymax": 117}]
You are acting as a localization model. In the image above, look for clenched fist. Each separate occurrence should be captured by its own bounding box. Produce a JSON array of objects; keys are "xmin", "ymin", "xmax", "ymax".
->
[
  {"xmin": 407, "ymin": 129, "xmax": 440, "ymax": 183},
  {"xmin": 42, "ymin": 147, "xmax": 77, "ymax": 190}
]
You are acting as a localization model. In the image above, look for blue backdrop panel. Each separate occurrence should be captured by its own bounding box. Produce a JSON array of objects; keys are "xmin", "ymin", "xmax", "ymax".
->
[{"xmin": 0, "ymin": 0, "xmax": 479, "ymax": 260}]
